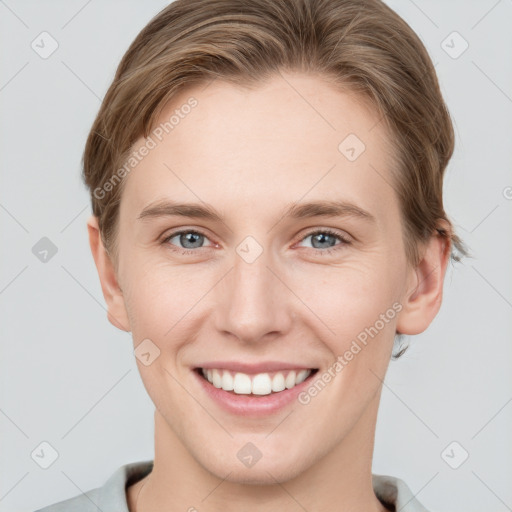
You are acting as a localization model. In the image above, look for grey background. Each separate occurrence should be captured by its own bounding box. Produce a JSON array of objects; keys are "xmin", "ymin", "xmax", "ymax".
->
[{"xmin": 1, "ymin": 1, "xmax": 511, "ymax": 511}]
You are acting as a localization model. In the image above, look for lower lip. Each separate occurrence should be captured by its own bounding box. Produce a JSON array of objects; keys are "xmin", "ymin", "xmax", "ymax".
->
[{"xmin": 192, "ymin": 368, "xmax": 318, "ymax": 416}]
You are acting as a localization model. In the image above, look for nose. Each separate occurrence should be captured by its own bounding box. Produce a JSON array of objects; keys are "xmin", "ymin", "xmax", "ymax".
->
[{"xmin": 213, "ymin": 246, "xmax": 294, "ymax": 345}]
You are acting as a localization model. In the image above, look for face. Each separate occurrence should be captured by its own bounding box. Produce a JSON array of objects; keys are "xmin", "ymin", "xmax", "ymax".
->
[{"xmin": 94, "ymin": 72, "xmax": 429, "ymax": 484}]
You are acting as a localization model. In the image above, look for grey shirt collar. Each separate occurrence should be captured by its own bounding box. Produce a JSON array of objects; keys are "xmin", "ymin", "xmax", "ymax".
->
[{"xmin": 37, "ymin": 459, "xmax": 430, "ymax": 512}]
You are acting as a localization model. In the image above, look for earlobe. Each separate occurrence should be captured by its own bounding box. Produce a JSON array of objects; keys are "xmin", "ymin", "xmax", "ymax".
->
[
  {"xmin": 86, "ymin": 215, "xmax": 131, "ymax": 332},
  {"xmin": 396, "ymin": 225, "xmax": 451, "ymax": 336}
]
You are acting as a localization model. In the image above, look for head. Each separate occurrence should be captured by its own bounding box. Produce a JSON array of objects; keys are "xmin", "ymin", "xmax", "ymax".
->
[{"xmin": 85, "ymin": 0, "xmax": 468, "ymax": 484}]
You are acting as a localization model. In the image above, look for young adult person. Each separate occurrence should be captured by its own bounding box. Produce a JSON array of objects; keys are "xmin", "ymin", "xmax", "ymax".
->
[{"xmin": 35, "ymin": 0, "xmax": 468, "ymax": 510}]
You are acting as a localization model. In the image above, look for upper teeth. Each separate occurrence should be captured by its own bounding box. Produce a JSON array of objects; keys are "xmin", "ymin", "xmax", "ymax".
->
[{"xmin": 201, "ymin": 368, "xmax": 312, "ymax": 395}]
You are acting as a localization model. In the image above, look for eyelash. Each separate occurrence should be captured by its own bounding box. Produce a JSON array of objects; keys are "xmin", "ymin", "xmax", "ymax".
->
[
  {"xmin": 161, "ymin": 228, "xmax": 351, "ymax": 255},
  {"xmin": 304, "ymin": 229, "xmax": 352, "ymax": 254}
]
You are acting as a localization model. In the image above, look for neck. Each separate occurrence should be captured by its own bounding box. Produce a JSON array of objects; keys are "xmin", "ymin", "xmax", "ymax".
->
[{"xmin": 128, "ymin": 391, "xmax": 390, "ymax": 512}]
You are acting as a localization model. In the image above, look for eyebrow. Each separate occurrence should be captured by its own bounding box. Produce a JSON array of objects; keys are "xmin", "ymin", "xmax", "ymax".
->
[{"xmin": 137, "ymin": 199, "xmax": 376, "ymax": 224}]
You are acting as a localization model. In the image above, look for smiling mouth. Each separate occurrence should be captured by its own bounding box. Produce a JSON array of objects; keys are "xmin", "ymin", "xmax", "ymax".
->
[{"xmin": 194, "ymin": 367, "xmax": 319, "ymax": 395}]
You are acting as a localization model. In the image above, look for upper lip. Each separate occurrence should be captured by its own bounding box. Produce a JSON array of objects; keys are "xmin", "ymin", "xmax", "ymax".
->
[{"xmin": 195, "ymin": 361, "xmax": 317, "ymax": 374}]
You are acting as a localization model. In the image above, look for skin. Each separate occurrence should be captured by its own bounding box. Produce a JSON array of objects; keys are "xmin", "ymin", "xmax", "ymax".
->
[{"xmin": 87, "ymin": 71, "xmax": 451, "ymax": 512}]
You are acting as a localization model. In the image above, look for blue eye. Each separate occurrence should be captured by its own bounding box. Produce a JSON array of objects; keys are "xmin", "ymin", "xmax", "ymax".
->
[
  {"xmin": 161, "ymin": 228, "xmax": 350, "ymax": 254},
  {"xmin": 162, "ymin": 230, "xmax": 214, "ymax": 251},
  {"xmin": 298, "ymin": 229, "xmax": 351, "ymax": 253}
]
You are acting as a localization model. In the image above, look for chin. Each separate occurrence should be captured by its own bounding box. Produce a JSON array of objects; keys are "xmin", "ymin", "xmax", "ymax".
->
[{"xmin": 198, "ymin": 448, "xmax": 313, "ymax": 486}]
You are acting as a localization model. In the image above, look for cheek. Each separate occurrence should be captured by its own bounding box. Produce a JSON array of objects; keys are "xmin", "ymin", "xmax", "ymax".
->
[
  {"xmin": 123, "ymin": 257, "xmax": 205, "ymax": 337},
  {"xmin": 302, "ymin": 267, "xmax": 399, "ymax": 417},
  {"xmin": 123, "ymin": 244, "xmax": 403, "ymax": 353},
  {"xmin": 289, "ymin": 259, "xmax": 400, "ymax": 343}
]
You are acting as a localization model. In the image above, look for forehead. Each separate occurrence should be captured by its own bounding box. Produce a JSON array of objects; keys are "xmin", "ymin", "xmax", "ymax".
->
[{"xmin": 120, "ymin": 72, "xmax": 399, "ymax": 228}]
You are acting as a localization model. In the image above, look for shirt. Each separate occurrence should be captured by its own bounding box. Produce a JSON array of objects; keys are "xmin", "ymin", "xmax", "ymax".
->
[{"xmin": 34, "ymin": 459, "xmax": 431, "ymax": 512}]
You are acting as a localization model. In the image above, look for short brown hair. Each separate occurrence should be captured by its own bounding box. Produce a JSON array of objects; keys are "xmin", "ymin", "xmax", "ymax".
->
[{"xmin": 83, "ymin": 0, "xmax": 469, "ymax": 269}]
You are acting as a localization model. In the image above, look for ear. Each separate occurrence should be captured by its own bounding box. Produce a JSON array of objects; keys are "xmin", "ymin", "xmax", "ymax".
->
[
  {"xmin": 87, "ymin": 215, "xmax": 131, "ymax": 332},
  {"xmin": 396, "ymin": 222, "xmax": 452, "ymax": 335}
]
